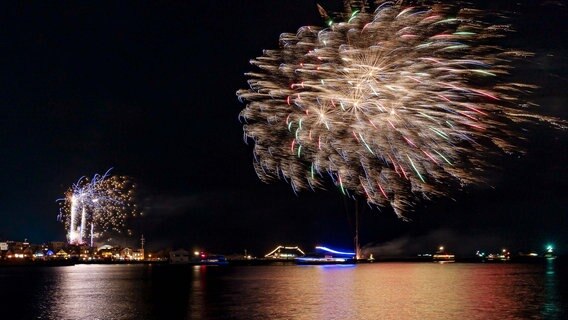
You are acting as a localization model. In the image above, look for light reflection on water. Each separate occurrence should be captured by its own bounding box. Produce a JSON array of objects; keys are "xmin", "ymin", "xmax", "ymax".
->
[
  {"xmin": 0, "ymin": 262, "xmax": 566, "ymax": 319},
  {"xmin": 39, "ymin": 264, "xmax": 151, "ymax": 319}
]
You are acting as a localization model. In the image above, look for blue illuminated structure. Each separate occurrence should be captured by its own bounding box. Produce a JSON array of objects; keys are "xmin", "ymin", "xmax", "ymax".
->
[{"xmin": 295, "ymin": 246, "xmax": 356, "ymax": 265}]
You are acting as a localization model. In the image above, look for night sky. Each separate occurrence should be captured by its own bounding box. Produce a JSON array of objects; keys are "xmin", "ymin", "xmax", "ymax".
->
[{"xmin": 0, "ymin": 1, "xmax": 566, "ymax": 257}]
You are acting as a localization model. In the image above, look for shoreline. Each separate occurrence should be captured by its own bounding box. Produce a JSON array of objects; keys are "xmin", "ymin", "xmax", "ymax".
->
[{"xmin": 1, "ymin": 255, "xmax": 562, "ymax": 268}]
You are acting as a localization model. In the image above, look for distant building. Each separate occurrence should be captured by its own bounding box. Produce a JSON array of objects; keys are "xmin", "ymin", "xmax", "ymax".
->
[
  {"xmin": 169, "ymin": 249, "xmax": 190, "ymax": 264},
  {"xmin": 55, "ymin": 249, "xmax": 70, "ymax": 259},
  {"xmin": 117, "ymin": 248, "xmax": 144, "ymax": 261},
  {"xmin": 98, "ymin": 244, "xmax": 113, "ymax": 251},
  {"xmin": 132, "ymin": 249, "xmax": 144, "ymax": 261},
  {"xmin": 33, "ymin": 249, "xmax": 46, "ymax": 260},
  {"xmin": 121, "ymin": 247, "xmax": 133, "ymax": 260},
  {"xmin": 49, "ymin": 241, "xmax": 65, "ymax": 252},
  {"xmin": 0, "ymin": 242, "xmax": 8, "ymax": 259},
  {"xmin": 476, "ymin": 249, "xmax": 510, "ymax": 262},
  {"xmin": 97, "ymin": 245, "xmax": 118, "ymax": 260}
]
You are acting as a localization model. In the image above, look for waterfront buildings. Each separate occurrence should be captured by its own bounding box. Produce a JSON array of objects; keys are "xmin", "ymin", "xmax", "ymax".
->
[{"xmin": 0, "ymin": 239, "xmax": 147, "ymax": 262}]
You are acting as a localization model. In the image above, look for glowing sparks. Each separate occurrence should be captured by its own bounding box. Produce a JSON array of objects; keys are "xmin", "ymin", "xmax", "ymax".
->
[
  {"xmin": 57, "ymin": 169, "xmax": 138, "ymax": 245},
  {"xmin": 237, "ymin": 1, "xmax": 562, "ymax": 218}
]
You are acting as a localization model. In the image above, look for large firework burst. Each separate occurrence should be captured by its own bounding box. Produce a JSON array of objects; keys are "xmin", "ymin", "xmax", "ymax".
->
[
  {"xmin": 237, "ymin": 1, "xmax": 561, "ymax": 217},
  {"xmin": 57, "ymin": 169, "xmax": 139, "ymax": 245}
]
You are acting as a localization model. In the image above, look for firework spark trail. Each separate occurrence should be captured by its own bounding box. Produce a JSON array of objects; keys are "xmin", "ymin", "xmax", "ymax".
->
[
  {"xmin": 57, "ymin": 169, "xmax": 138, "ymax": 245},
  {"xmin": 237, "ymin": 1, "xmax": 564, "ymax": 217}
]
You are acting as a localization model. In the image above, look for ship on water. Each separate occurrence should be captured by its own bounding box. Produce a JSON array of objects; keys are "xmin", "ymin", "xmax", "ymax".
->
[
  {"xmin": 432, "ymin": 246, "xmax": 455, "ymax": 263},
  {"xmin": 295, "ymin": 246, "xmax": 356, "ymax": 265},
  {"xmin": 169, "ymin": 249, "xmax": 228, "ymax": 266}
]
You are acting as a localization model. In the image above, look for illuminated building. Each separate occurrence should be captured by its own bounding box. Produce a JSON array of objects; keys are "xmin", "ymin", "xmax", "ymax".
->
[
  {"xmin": 55, "ymin": 249, "xmax": 70, "ymax": 259},
  {"xmin": 476, "ymin": 249, "xmax": 510, "ymax": 262},
  {"xmin": 265, "ymin": 245, "xmax": 305, "ymax": 260}
]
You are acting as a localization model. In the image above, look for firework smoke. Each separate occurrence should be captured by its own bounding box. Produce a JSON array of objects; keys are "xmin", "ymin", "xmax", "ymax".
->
[{"xmin": 237, "ymin": 1, "xmax": 563, "ymax": 217}]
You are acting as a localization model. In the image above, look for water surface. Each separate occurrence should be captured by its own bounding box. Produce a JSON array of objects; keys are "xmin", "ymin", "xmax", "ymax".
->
[{"xmin": 1, "ymin": 262, "xmax": 566, "ymax": 319}]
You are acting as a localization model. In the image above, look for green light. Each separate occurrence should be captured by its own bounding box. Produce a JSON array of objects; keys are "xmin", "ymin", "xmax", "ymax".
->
[
  {"xmin": 407, "ymin": 155, "xmax": 425, "ymax": 183},
  {"xmin": 434, "ymin": 18, "xmax": 458, "ymax": 25},
  {"xmin": 434, "ymin": 150, "xmax": 453, "ymax": 166},
  {"xmin": 338, "ymin": 176, "xmax": 345, "ymax": 195},
  {"xmin": 416, "ymin": 42, "xmax": 433, "ymax": 49},
  {"xmin": 444, "ymin": 44, "xmax": 469, "ymax": 50},
  {"xmin": 453, "ymin": 31, "xmax": 475, "ymax": 36},
  {"xmin": 472, "ymin": 69, "xmax": 496, "ymax": 77},
  {"xmin": 430, "ymin": 127, "xmax": 449, "ymax": 140},
  {"xmin": 348, "ymin": 10, "xmax": 360, "ymax": 23},
  {"xmin": 359, "ymin": 134, "xmax": 374, "ymax": 155}
]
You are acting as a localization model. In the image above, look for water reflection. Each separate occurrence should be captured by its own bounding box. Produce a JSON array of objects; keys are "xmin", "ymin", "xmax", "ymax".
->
[
  {"xmin": 220, "ymin": 263, "xmax": 567, "ymax": 319},
  {"xmin": 189, "ymin": 265, "xmax": 207, "ymax": 319},
  {"xmin": 38, "ymin": 265, "xmax": 150, "ymax": 320},
  {"xmin": 317, "ymin": 265, "xmax": 356, "ymax": 319},
  {"xmin": 1, "ymin": 262, "xmax": 565, "ymax": 319},
  {"xmin": 542, "ymin": 259, "xmax": 560, "ymax": 318}
]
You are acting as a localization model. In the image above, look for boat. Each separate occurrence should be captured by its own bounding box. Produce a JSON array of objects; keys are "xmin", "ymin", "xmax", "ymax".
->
[
  {"xmin": 295, "ymin": 246, "xmax": 356, "ymax": 265},
  {"xmin": 432, "ymin": 246, "xmax": 455, "ymax": 263},
  {"xmin": 197, "ymin": 254, "xmax": 228, "ymax": 266},
  {"xmin": 169, "ymin": 249, "xmax": 228, "ymax": 266}
]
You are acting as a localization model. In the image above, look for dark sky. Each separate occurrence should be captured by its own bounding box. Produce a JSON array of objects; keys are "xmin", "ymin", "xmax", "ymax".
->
[{"xmin": 0, "ymin": 1, "xmax": 566, "ymax": 257}]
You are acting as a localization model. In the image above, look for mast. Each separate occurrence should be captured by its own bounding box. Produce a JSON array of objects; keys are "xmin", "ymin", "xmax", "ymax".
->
[{"xmin": 354, "ymin": 199, "xmax": 361, "ymax": 260}]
